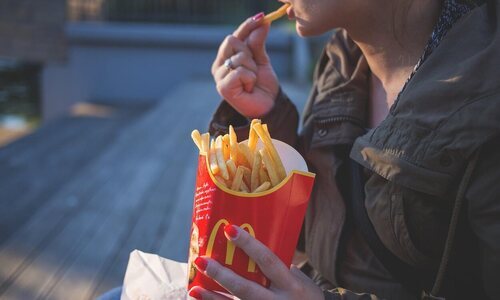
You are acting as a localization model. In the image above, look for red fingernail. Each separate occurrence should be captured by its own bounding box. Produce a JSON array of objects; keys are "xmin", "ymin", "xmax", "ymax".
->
[
  {"xmin": 224, "ymin": 224, "xmax": 239, "ymax": 239},
  {"xmin": 252, "ymin": 12, "xmax": 265, "ymax": 21},
  {"xmin": 194, "ymin": 257, "xmax": 208, "ymax": 272},
  {"xmin": 189, "ymin": 289, "xmax": 202, "ymax": 300}
]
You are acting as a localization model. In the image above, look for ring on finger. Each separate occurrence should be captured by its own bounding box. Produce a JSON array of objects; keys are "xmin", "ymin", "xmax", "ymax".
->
[{"xmin": 224, "ymin": 57, "xmax": 235, "ymax": 71}]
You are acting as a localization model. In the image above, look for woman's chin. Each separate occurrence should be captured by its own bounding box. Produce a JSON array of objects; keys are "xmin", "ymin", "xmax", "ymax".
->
[
  {"xmin": 295, "ymin": 22, "xmax": 316, "ymax": 37},
  {"xmin": 295, "ymin": 23, "xmax": 309, "ymax": 37}
]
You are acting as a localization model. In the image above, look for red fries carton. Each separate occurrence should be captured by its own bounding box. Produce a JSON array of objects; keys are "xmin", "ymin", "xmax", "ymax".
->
[{"xmin": 187, "ymin": 139, "xmax": 315, "ymax": 294}]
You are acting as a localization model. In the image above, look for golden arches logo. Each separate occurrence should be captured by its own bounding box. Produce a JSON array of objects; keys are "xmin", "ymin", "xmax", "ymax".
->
[{"xmin": 205, "ymin": 219, "xmax": 256, "ymax": 273}]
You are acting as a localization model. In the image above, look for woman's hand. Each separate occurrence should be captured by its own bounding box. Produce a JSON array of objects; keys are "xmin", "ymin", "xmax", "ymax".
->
[
  {"xmin": 211, "ymin": 13, "xmax": 280, "ymax": 118},
  {"xmin": 188, "ymin": 225, "xmax": 324, "ymax": 300}
]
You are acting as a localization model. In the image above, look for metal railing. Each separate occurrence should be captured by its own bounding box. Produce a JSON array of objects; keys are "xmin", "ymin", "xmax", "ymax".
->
[{"xmin": 68, "ymin": 0, "xmax": 281, "ymax": 25}]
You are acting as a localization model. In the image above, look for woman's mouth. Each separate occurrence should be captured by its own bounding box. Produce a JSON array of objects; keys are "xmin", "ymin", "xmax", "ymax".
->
[{"xmin": 286, "ymin": 5, "xmax": 295, "ymax": 20}]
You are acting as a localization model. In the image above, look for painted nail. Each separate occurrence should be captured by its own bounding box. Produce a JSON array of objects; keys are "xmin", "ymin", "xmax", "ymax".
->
[
  {"xmin": 189, "ymin": 289, "xmax": 202, "ymax": 300},
  {"xmin": 252, "ymin": 12, "xmax": 265, "ymax": 21},
  {"xmin": 224, "ymin": 224, "xmax": 239, "ymax": 239},
  {"xmin": 194, "ymin": 257, "xmax": 208, "ymax": 272}
]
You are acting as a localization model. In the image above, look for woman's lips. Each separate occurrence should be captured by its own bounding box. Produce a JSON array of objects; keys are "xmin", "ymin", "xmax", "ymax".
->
[{"xmin": 286, "ymin": 6, "xmax": 295, "ymax": 19}]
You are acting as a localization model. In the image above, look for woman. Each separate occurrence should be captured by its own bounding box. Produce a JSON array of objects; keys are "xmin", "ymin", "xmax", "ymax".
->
[{"xmin": 190, "ymin": 0, "xmax": 500, "ymax": 299}]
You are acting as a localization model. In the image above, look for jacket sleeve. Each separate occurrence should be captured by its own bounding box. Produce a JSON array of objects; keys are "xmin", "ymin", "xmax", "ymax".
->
[
  {"xmin": 322, "ymin": 288, "xmax": 381, "ymax": 300},
  {"xmin": 467, "ymin": 138, "xmax": 500, "ymax": 298},
  {"xmin": 208, "ymin": 88, "xmax": 299, "ymax": 147}
]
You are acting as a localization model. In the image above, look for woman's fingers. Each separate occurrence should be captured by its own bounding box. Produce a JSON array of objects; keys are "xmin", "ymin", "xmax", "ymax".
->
[
  {"xmin": 212, "ymin": 35, "xmax": 252, "ymax": 76},
  {"xmin": 217, "ymin": 66, "xmax": 257, "ymax": 96},
  {"xmin": 188, "ymin": 286, "xmax": 231, "ymax": 300},
  {"xmin": 232, "ymin": 13, "xmax": 271, "ymax": 65},
  {"xmin": 233, "ymin": 13, "xmax": 265, "ymax": 41},
  {"xmin": 224, "ymin": 225, "xmax": 293, "ymax": 289},
  {"xmin": 194, "ymin": 256, "xmax": 272, "ymax": 300},
  {"xmin": 214, "ymin": 52, "xmax": 258, "ymax": 82},
  {"xmin": 246, "ymin": 22, "xmax": 271, "ymax": 65}
]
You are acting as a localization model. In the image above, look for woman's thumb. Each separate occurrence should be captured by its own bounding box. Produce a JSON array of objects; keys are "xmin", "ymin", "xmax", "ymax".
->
[{"xmin": 247, "ymin": 22, "xmax": 271, "ymax": 65}]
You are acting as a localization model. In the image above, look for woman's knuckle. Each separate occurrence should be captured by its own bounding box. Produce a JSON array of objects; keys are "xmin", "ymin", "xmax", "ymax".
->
[
  {"xmin": 257, "ymin": 251, "xmax": 277, "ymax": 267},
  {"xmin": 289, "ymin": 281, "xmax": 304, "ymax": 294},
  {"xmin": 234, "ymin": 67, "xmax": 245, "ymax": 76},
  {"xmin": 216, "ymin": 82, "xmax": 226, "ymax": 94},
  {"xmin": 232, "ymin": 281, "xmax": 251, "ymax": 297},
  {"xmin": 208, "ymin": 264, "xmax": 220, "ymax": 280}
]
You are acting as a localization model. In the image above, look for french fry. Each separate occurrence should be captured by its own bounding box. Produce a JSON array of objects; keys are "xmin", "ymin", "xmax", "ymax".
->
[
  {"xmin": 240, "ymin": 181, "xmax": 250, "ymax": 193},
  {"xmin": 229, "ymin": 125, "xmax": 238, "ymax": 161},
  {"xmin": 262, "ymin": 124, "xmax": 271, "ymax": 138},
  {"xmin": 201, "ymin": 133, "xmax": 210, "ymax": 153},
  {"xmin": 191, "ymin": 130, "xmax": 202, "ymax": 152},
  {"xmin": 248, "ymin": 119, "xmax": 261, "ymax": 153},
  {"xmin": 222, "ymin": 134, "xmax": 230, "ymax": 161},
  {"xmin": 251, "ymin": 151, "xmax": 262, "ymax": 192},
  {"xmin": 254, "ymin": 181, "xmax": 271, "ymax": 193},
  {"xmin": 231, "ymin": 166, "xmax": 245, "ymax": 191},
  {"xmin": 236, "ymin": 150, "xmax": 251, "ymax": 168},
  {"xmin": 264, "ymin": 3, "xmax": 290, "ymax": 23},
  {"xmin": 226, "ymin": 159, "xmax": 237, "ymax": 178},
  {"xmin": 253, "ymin": 123, "xmax": 287, "ymax": 180},
  {"xmin": 240, "ymin": 166, "xmax": 252, "ymax": 187},
  {"xmin": 215, "ymin": 175, "xmax": 227, "ymax": 187},
  {"xmin": 259, "ymin": 166, "xmax": 270, "ymax": 185},
  {"xmin": 209, "ymin": 139, "xmax": 220, "ymax": 175},
  {"xmin": 259, "ymin": 148, "xmax": 280, "ymax": 186},
  {"xmin": 192, "ymin": 119, "xmax": 290, "ymax": 194},
  {"xmin": 215, "ymin": 136, "xmax": 230, "ymax": 180},
  {"xmin": 238, "ymin": 142, "xmax": 254, "ymax": 167}
]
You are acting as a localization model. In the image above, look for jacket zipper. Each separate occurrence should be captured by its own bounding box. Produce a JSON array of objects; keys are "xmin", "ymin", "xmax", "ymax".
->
[{"xmin": 315, "ymin": 115, "xmax": 364, "ymax": 128}]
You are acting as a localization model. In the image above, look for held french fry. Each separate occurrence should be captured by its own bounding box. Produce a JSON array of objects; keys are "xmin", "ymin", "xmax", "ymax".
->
[
  {"xmin": 254, "ymin": 181, "xmax": 271, "ymax": 193},
  {"xmin": 251, "ymin": 152, "xmax": 262, "ymax": 192},
  {"xmin": 201, "ymin": 133, "xmax": 210, "ymax": 153},
  {"xmin": 264, "ymin": 3, "xmax": 290, "ymax": 23},
  {"xmin": 229, "ymin": 125, "xmax": 238, "ymax": 161},
  {"xmin": 191, "ymin": 130, "xmax": 202, "ymax": 152},
  {"xmin": 231, "ymin": 166, "xmax": 245, "ymax": 191},
  {"xmin": 259, "ymin": 148, "xmax": 280, "ymax": 186},
  {"xmin": 215, "ymin": 136, "xmax": 230, "ymax": 180},
  {"xmin": 253, "ymin": 123, "xmax": 287, "ymax": 180}
]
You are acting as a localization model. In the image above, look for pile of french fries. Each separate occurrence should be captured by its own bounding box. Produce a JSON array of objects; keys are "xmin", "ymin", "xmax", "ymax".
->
[{"xmin": 191, "ymin": 119, "xmax": 287, "ymax": 193}]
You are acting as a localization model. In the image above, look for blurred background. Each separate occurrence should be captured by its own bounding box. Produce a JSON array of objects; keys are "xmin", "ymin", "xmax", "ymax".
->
[{"xmin": 0, "ymin": 0, "xmax": 329, "ymax": 299}]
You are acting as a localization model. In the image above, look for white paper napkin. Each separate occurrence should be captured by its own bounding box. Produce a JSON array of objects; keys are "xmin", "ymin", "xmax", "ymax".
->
[{"xmin": 121, "ymin": 250, "xmax": 188, "ymax": 300}]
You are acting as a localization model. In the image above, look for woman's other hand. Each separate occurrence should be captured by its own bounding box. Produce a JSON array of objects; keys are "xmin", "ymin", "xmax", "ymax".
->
[
  {"xmin": 188, "ymin": 225, "xmax": 323, "ymax": 300},
  {"xmin": 211, "ymin": 13, "xmax": 280, "ymax": 118}
]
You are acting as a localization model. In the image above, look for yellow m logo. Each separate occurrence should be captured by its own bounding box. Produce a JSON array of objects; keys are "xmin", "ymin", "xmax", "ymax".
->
[{"xmin": 205, "ymin": 219, "xmax": 256, "ymax": 273}]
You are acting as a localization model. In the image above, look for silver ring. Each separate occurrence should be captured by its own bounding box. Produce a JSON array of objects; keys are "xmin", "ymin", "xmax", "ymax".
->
[{"xmin": 224, "ymin": 57, "xmax": 235, "ymax": 71}]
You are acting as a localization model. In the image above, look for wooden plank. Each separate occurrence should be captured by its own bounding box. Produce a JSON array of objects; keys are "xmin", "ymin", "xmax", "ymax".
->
[{"xmin": 0, "ymin": 116, "xmax": 128, "ymax": 244}]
